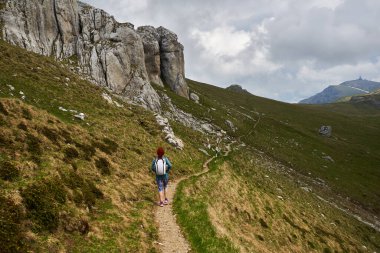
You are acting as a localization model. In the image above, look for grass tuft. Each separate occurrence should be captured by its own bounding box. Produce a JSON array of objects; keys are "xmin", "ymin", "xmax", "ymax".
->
[
  {"xmin": 95, "ymin": 157, "xmax": 111, "ymax": 175},
  {"xmin": 0, "ymin": 160, "xmax": 19, "ymax": 181}
]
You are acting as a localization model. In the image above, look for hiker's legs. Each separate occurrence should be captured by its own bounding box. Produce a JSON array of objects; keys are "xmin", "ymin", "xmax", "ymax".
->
[
  {"xmin": 163, "ymin": 175, "xmax": 169, "ymax": 200},
  {"xmin": 156, "ymin": 177, "xmax": 165, "ymax": 203},
  {"xmin": 159, "ymin": 190, "xmax": 165, "ymax": 202}
]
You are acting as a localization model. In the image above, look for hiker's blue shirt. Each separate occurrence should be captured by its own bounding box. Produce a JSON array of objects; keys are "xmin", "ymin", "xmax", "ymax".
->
[{"xmin": 151, "ymin": 156, "xmax": 172, "ymax": 179}]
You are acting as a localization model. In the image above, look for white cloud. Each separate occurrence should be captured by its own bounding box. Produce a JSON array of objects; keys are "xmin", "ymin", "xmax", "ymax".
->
[
  {"xmin": 310, "ymin": 0, "xmax": 345, "ymax": 10},
  {"xmin": 191, "ymin": 26, "xmax": 251, "ymax": 57},
  {"xmin": 297, "ymin": 59, "xmax": 380, "ymax": 84}
]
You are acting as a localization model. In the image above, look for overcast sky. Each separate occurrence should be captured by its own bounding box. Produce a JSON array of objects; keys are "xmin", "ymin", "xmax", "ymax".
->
[{"xmin": 82, "ymin": 0, "xmax": 380, "ymax": 102}]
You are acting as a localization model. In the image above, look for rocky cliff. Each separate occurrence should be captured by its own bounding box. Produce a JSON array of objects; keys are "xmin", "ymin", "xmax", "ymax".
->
[{"xmin": 0, "ymin": 0, "xmax": 189, "ymax": 111}]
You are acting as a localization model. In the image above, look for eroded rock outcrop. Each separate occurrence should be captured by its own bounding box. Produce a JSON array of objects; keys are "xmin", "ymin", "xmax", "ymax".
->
[
  {"xmin": 137, "ymin": 26, "xmax": 189, "ymax": 98},
  {"xmin": 157, "ymin": 26, "xmax": 189, "ymax": 98},
  {"xmin": 0, "ymin": 0, "xmax": 189, "ymax": 111}
]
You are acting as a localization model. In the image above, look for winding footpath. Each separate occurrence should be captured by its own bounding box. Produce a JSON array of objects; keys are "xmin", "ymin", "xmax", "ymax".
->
[{"xmin": 154, "ymin": 144, "xmax": 232, "ymax": 253}]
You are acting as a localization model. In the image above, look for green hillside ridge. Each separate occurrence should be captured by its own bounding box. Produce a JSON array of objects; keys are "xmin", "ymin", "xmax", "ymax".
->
[
  {"xmin": 0, "ymin": 40, "xmax": 207, "ymax": 252},
  {"xmin": 174, "ymin": 79, "xmax": 380, "ymax": 216},
  {"xmin": 166, "ymin": 81, "xmax": 380, "ymax": 252}
]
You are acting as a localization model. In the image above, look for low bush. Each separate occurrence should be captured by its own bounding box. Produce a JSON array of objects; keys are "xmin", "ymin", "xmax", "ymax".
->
[
  {"xmin": 0, "ymin": 160, "xmax": 19, "ymax": 181},
  {"xmin": 0, "ymin": 196, "xmax": 25, "ymax": 253},
  {"xmin": 21, "ymin": 178, "xmax": 66, "ymax": 232},
  {"xmin": 95, "ymin": 157, "xmax": 111, "ymax": 175}
]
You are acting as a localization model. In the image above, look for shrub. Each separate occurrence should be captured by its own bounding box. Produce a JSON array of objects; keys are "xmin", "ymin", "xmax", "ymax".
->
[
  {"xmin": 62, "ymin": 170, "xmax": 85, "ymax": 189},
  {"xmin": 22, "ymin": 108, "xmax": 32, "ymax": 120},
  {"xmin": 95, "ymin": 157, "xmax": 111, "ymax": 175},
  {"xmin": 75, "ymin": 142, "xmax": 96, "ymax": 160},
  {"xmin": 82, "ymin": 181, "xmax": 103, "ymax": 208},
  {"xmin": 26, "ymin": 134, "xmax": 42, "ymax": 164},
  {"xmin": 26, "ymin": 134, "xmax": 42, "ymax": 155},
  {"xmin": 21, "ymin": 178, "xmax": 66, "ymax": 231},
  {"xmin": 0, "ymin": 160, "xmax": 19, "ymax": 181},
  {"xmin": 64, "ymin": 146, "xmax": 79, "ymax": 160},
  {"xmin": 0, "ymin": 196, "xmax": 26, "ymax": 253},
  {"xmin": 60, "ymin": 129, "xmax": 72, "ymax": 143},
  {"xmin": 0, "ymin": 102, "xmax": 9, "ymax": 116},
  {"xmin": 17, "ymin": 122, "xmax": 28, "ymax": 131},
  {"xmin": 41, "ymin": 127, "xmax": 59, "ymax": 144},
  {"xmin": 93, "ymin": 137, "xmax": 118, "ymax": 155}
]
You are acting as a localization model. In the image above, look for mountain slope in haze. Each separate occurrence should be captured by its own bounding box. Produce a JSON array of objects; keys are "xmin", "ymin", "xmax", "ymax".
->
[{"xmin": 299, "ymin": 78, "xmax": 380, "ymax": 104}]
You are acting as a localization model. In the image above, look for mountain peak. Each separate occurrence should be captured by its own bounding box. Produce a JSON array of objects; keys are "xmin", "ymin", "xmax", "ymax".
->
[
  {"xmin": 225, "ymin": 84, "xmax": 251, "ymax": 95},
  {"xmin": 299, "ymin": 79, "xmax": 380, "ymax": 104}
]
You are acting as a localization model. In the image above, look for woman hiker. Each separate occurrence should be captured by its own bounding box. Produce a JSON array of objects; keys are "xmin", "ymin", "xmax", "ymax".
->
[{"xmin": 151, "ymin": 147, "xmax": 172, "ymax": 207}]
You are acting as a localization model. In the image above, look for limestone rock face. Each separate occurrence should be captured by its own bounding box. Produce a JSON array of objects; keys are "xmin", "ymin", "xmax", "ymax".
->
[
  {"xmin": 137, "ymin": 26, "xmax": 163, "ymax": 87},
  {"xmin": 0, "ymin": 0, "xmax": 191, "ymax": 110},
  {"xmin": 157, "ymin": 26, "xmax": 189, "ymax": 98},
  {"xmin": 1, "ymin": 0, "xmax": 79, "ymax": 58}
]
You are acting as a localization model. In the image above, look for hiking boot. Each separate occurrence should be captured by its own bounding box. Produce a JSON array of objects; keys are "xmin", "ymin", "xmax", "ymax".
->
[
  {"xmin": 159, "ymin": 201, "xmax": 164, "ymax": 207},
  {"xmin": 164, "ymin": 198, "xmax": 169, "ymax": 205}
]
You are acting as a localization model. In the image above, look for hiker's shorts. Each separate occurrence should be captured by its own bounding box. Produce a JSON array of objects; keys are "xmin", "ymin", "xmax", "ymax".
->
[{"xmin": 156, "ymin": 175, "xmax": 168, "ymax": 192}]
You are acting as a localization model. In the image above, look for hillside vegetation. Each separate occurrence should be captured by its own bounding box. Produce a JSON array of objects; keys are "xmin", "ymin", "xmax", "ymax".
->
[
  {"xmin": 173, "ymin": 79, "xmax": 380, "ymax": 215},
  {"xmin": 168, "ymin": 81, "xmax": 380, "ymax": 252},
  {"xmin": 175, "ymin": 147, "xmax": 380, "ymax": 252},
  {"xmin": 0, "ymin": 40, "xmax": 205, "ymax": 252}
]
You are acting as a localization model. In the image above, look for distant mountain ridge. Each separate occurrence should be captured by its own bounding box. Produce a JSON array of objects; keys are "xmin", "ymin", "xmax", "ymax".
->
[{"xmin": 299, "ymin": 78, "xmax": 380, "ymax": 104}]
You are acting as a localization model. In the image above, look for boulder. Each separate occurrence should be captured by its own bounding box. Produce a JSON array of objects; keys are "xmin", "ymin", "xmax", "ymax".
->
[
  {"xmin": 190, "ymin": 93, "xmax": 200, "ymax": 103},
  {"xmin": 319, "ymin": 125, "xmax": 332, "ymax": 137},
  {"xmin": 225, "ymin": 120, "xmax": 236, "ymax": 132}
]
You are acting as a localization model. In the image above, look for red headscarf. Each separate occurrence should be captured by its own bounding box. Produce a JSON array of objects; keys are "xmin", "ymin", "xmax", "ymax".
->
[{"xmin": 157, "ymin": 147, "xmax": 164, "ymax": 158}]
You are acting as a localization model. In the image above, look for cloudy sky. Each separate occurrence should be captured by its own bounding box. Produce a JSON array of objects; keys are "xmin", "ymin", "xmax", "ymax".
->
[{"xmin": 82, "ymin": 0, "xmax": 380, "ymax": 102}]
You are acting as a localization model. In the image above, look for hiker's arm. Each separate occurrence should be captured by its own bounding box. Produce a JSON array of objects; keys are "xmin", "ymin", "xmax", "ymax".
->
[{"xmin": 166, "ymin": 157, "xmax": 172, "ymax": 172}]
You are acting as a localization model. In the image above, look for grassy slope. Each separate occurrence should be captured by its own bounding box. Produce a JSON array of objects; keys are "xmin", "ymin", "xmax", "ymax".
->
[
  {"xmin": 175, "ymin": 147, "xmax": 380, "ymax": 252},
  {"xmin": 0, "ymin": 40, "xmax": 206, "ymax": 252},
  {"xmin": 176, "ymin": 79, "xmax": 380, "ymax": 215},
  {"xmin": 170, "ymin": 79, "xmax": 380, "ymax": 252}
]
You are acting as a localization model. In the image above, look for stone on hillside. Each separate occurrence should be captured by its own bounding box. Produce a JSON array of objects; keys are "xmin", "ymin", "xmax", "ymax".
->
[
  {"xmin": 190, "ymin": 93, "xmax": 199, "ymax": 103},
  {"xmin": 59, "ymin": 106, "xmax": 68, "ymax": 112},
  {"xmin": 322, "ymin": 155, "xmax": 334, "ymax": 163},
  {"xmin": 102, "ymin": 93, "xmax": 113, "ymax": 104},
  {"xmin": 74, "ymin": 112, "xmax": 85, "ymax": 120},
  {"xmin": 155, "ymin": 114, "xmax": 184, "ymax": 149},
  {"xmin": 225, "ymin": 120, "xmax": 236, "ymax": 132},
  {"xmin": 198, "ymin": 148, "xmax": 210, "ymax": 156},
  {"xmin": 319, "ymin": 125, "xmax": 332, "ymax": 137}
]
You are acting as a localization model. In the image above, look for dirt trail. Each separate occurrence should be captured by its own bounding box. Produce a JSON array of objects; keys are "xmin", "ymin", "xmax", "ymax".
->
[{"xmin": 154, "ymin": 144, "xmax": 232, "ymax": 253}]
